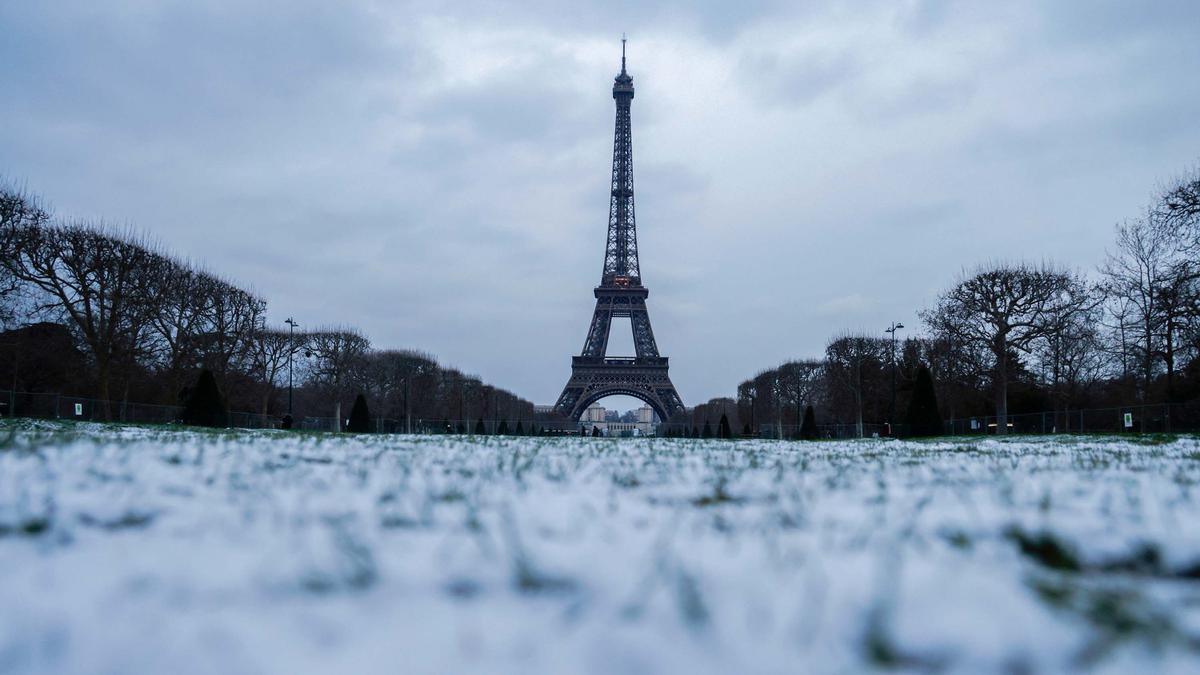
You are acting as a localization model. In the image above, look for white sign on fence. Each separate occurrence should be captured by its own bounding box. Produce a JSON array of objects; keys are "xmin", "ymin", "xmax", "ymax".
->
[
  {"xmin": 1123, "ymin": 412, "xmax": 1133, "ymax": 429},
  {"xmin": 74, "ymin": 403, "xmax": 83, "ymax": 416}
]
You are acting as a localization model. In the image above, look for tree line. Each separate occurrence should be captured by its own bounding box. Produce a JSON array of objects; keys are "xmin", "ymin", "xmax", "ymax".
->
[
  {"xmin": 0, "ymin": 182, "xmax": 534, "ymax": 429},
  {"xmin": 6, "ymin": 161, "xmax": 1199, "ymax": 436},
  {"xmin": 685, "ymin": 164, "xmax": 1200, "ymax": 436}
]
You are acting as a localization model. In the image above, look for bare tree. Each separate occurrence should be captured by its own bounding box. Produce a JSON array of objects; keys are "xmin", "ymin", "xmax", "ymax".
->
[
  {"xmin": 0, "ymin": 221, "xmax": 167, "ymax": 414},
  {"xmin": 736, "ymin": 378, "xmax": 760, "ymax": 434},
  {"xmin": 0, "ymin": 183, "xmax": 51, "ymax": 328},
  {"xmin": 1100, "ymin": 216, "xmax": 1176, "ymax": 403},
  {"xmin": 247, "ymin": 327, "xmax": 307, "ymax": 416},
  {"xmin": 357, "ymin": 349, "xmax": 441, "ymax": 431},
  {"xmin": 1032, "ymin": 276, "xmax": 1104, "ymax": 417},
  {"xmin": 776, "ymin": 359, "xmax": 824, "ymax": 436},
  {"xmin": 1159, "ymin": 165, "xmax": 1200, "ymax": 247},
  {"xmin": 145, "ymin": 266, "xmax": 216, "ymax": 398},
  {"xmin": 825, "ymin": 333, "xmax": 887, "ymax": 437},
  {"xmin": 0, "ymin": 184, "xmax": 50, "ymax": 231},
  {"xmin": 921, "ymin": 263, "xmax": 1075, "ymax": 434},
  {"xmin": 197, "ymin": 278, "xmax": 266, "ymax": 383},
  {"xmin": 306, "ymin": 328, "xmax": 371, "ymax": 430},
  {"xmin": 752, "ymin": 369, "xmax": 780, "ymax": 434},
  {"xmin": 1152, "ymin": 264, "xmax": 1199, "ymax": 401}
]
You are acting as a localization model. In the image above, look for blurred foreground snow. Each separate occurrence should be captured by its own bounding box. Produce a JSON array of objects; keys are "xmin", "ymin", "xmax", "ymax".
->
[{"xmin": 2, "ymin": 421, "xmax": 1199, "ymax": 674}]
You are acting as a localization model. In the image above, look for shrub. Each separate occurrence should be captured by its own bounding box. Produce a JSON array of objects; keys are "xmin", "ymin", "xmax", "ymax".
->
[
  {"xmin": 800, "ymin": 405, "xmax": 818, "ymax": 440},
  {"xmin": 906, "ymin": 365, "xmax": 943, "ymax": 437},
  {"xmin": 347, "ymin": 393, "xmax": 371, "ymax": 433},
  {"xmin": 181, "ymin": 369, "xmax": 227, "ymax": 428}
]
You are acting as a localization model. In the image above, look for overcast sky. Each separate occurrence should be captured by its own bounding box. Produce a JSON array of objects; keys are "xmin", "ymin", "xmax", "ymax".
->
[{"xmin": 3, "ymin": 0, "xmax": 1200, "ymax": 408}]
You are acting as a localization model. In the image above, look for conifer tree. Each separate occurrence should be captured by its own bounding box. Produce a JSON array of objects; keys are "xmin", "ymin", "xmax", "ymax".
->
[
  {"xmin": 515, "ymin": 420, "xmax": 525, "ymax": 435},
  {"xmin": 800, "ymin": 405, "xmax": 818, "ymax": 440},
  {"xmin": 497, "ymin": 419, "xmax": 510, "ymax": 435},
  {"xmin": 702, "ymin": 420, "xmax": 713, "ymax": 438},
  {"xmin": 181, "ymin": 369, "xmax": 228, "ymax": 428},
  {"xmin": 906, "ymin": 365, "xmax": 943, "ymax": 437},
  {"xmin": 718, "ymin": 413, "xmax": 732, "ymax": 439},
  {"xmin": 347, "ymin": 393, "xmax": 371, "ymax": 433},
  {"xmin": 475, "ymin": 418, "xmax": 486, "ymax": 435}
]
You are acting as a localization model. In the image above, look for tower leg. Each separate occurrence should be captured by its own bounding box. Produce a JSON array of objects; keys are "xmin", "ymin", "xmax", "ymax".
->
[
  {"xmin": 630, "ymin": 309, "xmax": 660, "ymax": 358},
  {"xmin": 581, "ymin": 305, "xmax": 612, "ymax": 357}
]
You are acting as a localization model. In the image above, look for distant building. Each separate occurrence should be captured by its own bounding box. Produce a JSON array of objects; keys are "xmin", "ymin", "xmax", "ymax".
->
[
  {"xmin": 579, "ymin": 404, "xmax": 658, "ymax": 436},
  {"xmin": 637, "ymin": 406, "xmax": 654, "ymax": 424}
]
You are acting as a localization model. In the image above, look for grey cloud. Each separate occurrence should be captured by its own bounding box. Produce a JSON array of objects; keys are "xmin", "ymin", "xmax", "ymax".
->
[
  {"xmin": 1036, "ymin": 0, "xmax": 1200, "ymax": 44},
  {"xmin": 846, "ymin": 77, "xmax": 976, "ymax": 123},
  {"xmin": 416, "ymin": 79, "xmax": 591, "ymax": 146},
  {"xmin": 737, "ymin": 47, "xmax": 861, "ymax": 108},
  {"xmin": 408, "ymin": 0, "xmax": 794, "ymax": 43}
]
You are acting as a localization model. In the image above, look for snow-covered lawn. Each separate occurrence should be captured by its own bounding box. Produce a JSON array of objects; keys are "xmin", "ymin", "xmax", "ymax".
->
[{"xmin": 2, "ymin": 421, "xmax": 1199, "ymax": 674}]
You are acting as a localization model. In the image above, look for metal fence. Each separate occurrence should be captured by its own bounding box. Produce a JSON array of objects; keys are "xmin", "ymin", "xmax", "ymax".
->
[
  {"xmin": 942, "ymin": 401, "xmax": 1200, "ymax": 436},
  {"xmin": 0, "ymin": 389, "xmax": 278, "ymax": 429},
  {"xmin": 0, "ymin": 390, "xmax": 560, "ymax": 434},
  {"xmin": 645, "ymin": 422, "xmax": 894, "ymax": 440},
  {"xmin": 293, "ymin": 417, "xmax": 560, "ymax": 435},
  {"xmin": 3, "ymin": 387, "xmax": 1199, "ymax": 438},
  {"xmin": 744, "ymin": 402, "xmax": 1200, "ymax": 438}
]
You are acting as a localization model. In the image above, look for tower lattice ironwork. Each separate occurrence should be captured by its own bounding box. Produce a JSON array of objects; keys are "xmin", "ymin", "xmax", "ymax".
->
[{"xmin": 554, "ymin": 41, "xmax": 685, "ymax": 425}]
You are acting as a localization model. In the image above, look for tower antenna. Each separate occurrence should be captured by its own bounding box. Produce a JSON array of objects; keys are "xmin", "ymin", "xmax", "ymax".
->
[{"xmin": 621, "ymin": 34, "xmax": 626, "ymax": 72}]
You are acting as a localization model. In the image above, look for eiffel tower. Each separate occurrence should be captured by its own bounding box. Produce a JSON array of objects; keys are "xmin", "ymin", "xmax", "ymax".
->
[{"xmin": 554, "ymin": 40, "xmax": 685, "ymax": 425}]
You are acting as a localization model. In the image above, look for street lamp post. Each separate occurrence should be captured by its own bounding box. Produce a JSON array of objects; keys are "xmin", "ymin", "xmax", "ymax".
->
[
  {"xmin": 285, "ymin": 318, "xmax": 299, "ymax": 419},
  {"xmin": 399, "ymin": 375, "xmax": 411, "ymax": 434},
  {"xmin": 885, "ymin": 321, "xmax": 905, "ymax": 432}
]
